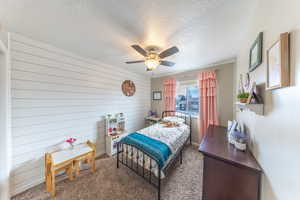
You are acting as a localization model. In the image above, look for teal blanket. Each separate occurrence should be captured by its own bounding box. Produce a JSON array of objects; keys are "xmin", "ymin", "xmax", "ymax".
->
[{"xmin": 120, "ymin": 132, "xmax": 171, "ymax": 168}]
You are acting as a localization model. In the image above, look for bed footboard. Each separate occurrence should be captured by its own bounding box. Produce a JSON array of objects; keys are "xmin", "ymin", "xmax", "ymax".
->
[
  {"xmin": 117, "ymin": 138, "xmax": 189, "ymax": 200},
  {"xmin": 117, "ymin": 110, "xmax": 192, "ymax": 200},
  {"xmin": 117, "ymin": 142, "xmax": 162, "ymax": 200}
]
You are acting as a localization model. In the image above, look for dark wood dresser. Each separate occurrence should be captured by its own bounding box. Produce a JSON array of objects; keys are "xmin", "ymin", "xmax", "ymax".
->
[{"xmin": 199, "ymin": 125, "xmax": 262, "ymax": 200}]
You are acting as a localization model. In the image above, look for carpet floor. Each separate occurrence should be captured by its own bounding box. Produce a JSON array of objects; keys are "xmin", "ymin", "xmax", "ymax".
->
[{"xmin": 12, "ymin": 145, "xmax": 203, "ymax": 200}]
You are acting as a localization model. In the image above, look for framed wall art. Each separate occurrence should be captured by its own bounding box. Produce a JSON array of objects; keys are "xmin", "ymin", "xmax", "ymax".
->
[
  {"xmin": 249, "ymin": 32, "xmax": 263, "ymax": 72},
  {"xmin": 266, "ymin": 32, "xmax": 290, "ymax": 90},
  {"xmin": 152, "ymin": 91, "xmax": 162, "ymax": 100}
]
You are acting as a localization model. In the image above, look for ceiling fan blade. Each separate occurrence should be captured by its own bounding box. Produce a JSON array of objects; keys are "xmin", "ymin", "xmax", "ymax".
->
[
  {"xmin": 131, "ymin": 45, "xmax": 147, "ymax": 57},
  {"xmin": 159, "ymin": 46, "xmax": 179, "ymax": 58},
  {"xmin": 125, "ymin": 60, "xmax": 145, "ymax": 64},
  {"xmin": 160, "ymin": 60, "xmax": 176, "ymax": 67}
]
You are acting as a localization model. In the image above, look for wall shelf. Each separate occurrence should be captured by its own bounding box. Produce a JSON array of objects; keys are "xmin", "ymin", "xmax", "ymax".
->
[{"xmin": 236, "ymin": 102, "xmax": 264, "ymax": 115}]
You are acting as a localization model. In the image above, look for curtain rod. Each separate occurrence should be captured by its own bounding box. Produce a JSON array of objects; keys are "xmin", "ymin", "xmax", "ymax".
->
[{"xmin": 175, "ymin": 68, "xmax": 220, "ymax": 79}]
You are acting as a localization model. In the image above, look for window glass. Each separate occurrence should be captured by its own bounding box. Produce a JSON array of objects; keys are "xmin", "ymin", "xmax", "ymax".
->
[{"xmin": 175, "ymin": 82, "xmax": 199, "ymax": 115}]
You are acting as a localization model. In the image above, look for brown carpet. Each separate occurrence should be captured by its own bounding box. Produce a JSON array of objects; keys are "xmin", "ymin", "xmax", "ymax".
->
[{"xmin": 12, "ymin": 145, "xmax": 203, "ymax": 200}]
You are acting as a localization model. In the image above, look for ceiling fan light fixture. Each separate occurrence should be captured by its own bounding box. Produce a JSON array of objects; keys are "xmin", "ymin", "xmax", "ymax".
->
[
  {"xmin": 145, "ymin": 58, "xmax": 160, "ymax": 70},
  {"xmin": 126, "ymin": 44, "xmax": 179, "ymax": 70}
]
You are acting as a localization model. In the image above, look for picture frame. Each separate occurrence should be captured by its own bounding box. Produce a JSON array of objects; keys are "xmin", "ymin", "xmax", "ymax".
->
[
  {"xmin": 152, "ymin": 91, "xmax": 162, "ymax": 100},
  {"xmin": 266, "ymin": 32, "xmax": 290, "ymax": 90},
  {"xmin": 249, "ymin": 32, "xmax": 263, "ymax": 72}
]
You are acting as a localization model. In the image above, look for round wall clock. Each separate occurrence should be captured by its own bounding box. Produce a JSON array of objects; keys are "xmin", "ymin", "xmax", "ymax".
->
[{"xmin": 121, "ymin": 80, "xmax": 136, "ymax": 96}]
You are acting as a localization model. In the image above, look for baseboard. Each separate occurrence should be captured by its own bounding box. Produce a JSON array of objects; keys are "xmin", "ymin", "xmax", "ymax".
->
[
  {"xmin": 95, "ymin": 153, "xmax": 108, "ymax": 160},
  {"xmin": 11, "ymin": 177, "xmax": 45, "ymax": 197}
]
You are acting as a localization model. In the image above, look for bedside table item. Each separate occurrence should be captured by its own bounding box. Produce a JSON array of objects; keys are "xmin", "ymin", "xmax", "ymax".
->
[
  {"xmin": 45, "ymin": 141, "xmax": 96, "ymax": 197},
  {"xmin": 145, "ymin": 116, "xmax": 161, "ymax": 127}
]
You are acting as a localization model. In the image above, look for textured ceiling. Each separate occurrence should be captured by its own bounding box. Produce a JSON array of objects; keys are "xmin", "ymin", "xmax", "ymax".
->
[{"xmin": 0, "ymin": 0, "xmax": 255, "ymax": 77}]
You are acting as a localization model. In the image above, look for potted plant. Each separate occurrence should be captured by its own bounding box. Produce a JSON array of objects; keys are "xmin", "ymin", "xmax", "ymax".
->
[{"xmin": 237, "ymin": 93, "xmax": 249, "ymax": 103}]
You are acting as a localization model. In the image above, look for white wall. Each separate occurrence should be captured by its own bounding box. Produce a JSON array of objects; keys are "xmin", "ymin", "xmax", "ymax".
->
[
  {"xmin": 8, "ymin": 33, "xmax": 151, "ymax": 195},
  {"xmin": 0, "ymin": 38, "xmax": 10, "ymax": 200},
  {"xmin": 235, "ymin": 0, "xmax": 300, "ymax": 199}
]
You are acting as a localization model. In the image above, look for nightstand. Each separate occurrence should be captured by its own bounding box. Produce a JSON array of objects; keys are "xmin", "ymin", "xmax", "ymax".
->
[{"xmin": 145, "ymin": 116, "xmax": 161, "ymax": 127}]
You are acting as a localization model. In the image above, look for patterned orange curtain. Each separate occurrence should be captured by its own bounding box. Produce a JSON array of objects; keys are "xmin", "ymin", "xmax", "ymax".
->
[
  {"xmin": 163, "ymin": 77, "xmax": 176, "ymax": 112},
  {"xmin": 198, "ymin": 71, "xmax": 219, "ymax": 141}
]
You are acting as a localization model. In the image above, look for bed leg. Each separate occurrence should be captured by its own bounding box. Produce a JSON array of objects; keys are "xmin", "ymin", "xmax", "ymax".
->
[
  {"xmin": 180, "ymin": 149, "xmax": 183, "ymax": 164},
  {"xmin": 117, "ymin": 143, "xmax": 119, "ymax": 168},
  {"xmin": 158, "ymin": 167, "xmax": 161, "ymax": 200},
  {"xmin": 190, "ymin": 117, "xmax": 192, "ymax": 145}
]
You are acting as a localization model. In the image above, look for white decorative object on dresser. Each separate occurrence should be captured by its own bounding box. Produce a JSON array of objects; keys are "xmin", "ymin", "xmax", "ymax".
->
[{"xmin": 105, "ymin": 113, "xmax": 128, "ymax": 156}]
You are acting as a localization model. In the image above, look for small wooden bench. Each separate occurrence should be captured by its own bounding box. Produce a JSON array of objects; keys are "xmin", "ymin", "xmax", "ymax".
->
[{"xmin": 45, "ymin": 141, "xmax": 96, "ymax": 196}]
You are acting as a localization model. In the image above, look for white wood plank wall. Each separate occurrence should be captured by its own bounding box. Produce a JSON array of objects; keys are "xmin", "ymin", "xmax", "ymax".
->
[{"xmin": 9, "ymin": 33, "xmax": 151, "ymax": 195}]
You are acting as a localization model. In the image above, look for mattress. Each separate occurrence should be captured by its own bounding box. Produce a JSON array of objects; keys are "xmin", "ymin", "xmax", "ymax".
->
[{"xmin": 121, "ymin": 122, "xmax": 190, "ymax": 178}]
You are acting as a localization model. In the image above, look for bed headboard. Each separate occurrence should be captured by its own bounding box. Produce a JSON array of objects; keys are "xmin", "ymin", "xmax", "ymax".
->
[
  {"xmin": 161, "ymin": 111, "xmax": 192, "ymax": 126},
  {"xmin": 162, "ymin": 110, "xmax": 192, "ymax": 144}
]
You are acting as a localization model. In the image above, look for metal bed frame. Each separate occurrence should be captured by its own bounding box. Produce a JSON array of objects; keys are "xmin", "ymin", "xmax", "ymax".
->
[{"xmin": 117, "ymin": 111, "xmax": 192, "ymax": 200}]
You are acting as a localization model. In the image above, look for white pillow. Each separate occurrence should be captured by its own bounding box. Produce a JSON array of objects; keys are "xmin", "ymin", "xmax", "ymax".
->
[{"xmin": 163, "ymin": 116, "xmax": 185, "ymax": 124}]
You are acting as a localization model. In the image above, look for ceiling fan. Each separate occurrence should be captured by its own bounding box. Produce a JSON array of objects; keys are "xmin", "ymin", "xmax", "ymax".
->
[{"xmin": 126, "ymin": 45, "xmax": 179, "ymax": 71}]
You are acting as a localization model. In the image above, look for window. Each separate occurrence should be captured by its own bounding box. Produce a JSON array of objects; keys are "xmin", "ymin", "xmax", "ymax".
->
[{"xmin": 175, "ymin": 81, "xmax": 199, "ymax": 115}]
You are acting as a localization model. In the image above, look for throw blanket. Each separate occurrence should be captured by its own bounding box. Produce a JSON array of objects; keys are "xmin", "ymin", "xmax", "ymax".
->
[{"xmin": 120, "ymin": 132, "xmax": 171, "ymax": 168}]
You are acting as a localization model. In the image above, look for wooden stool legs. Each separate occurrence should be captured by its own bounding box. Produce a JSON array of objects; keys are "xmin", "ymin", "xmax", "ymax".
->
[
  {"xmin": 50, "ymin": 170, "xmax": 56, "ymax": 197},
  {"xmin": 45, "ymin": 153, "xmax": 74, "ymax": 197},
  {"xmin": 74, "ymin": 154, "xmax": 96, "ymax": 178},
  {"xmin": 45, "ymin": 141, "xmax": 96, "ymax": 197},
  {"xmin": 74, "ymin": 160, "xmax": 81, "ymax": 177},
  {"xmin": 90, "ymin": 153, "xmax": 96, "ymax": 173},
  {"xmin": 45, "ymin": 153, "xmax": 56, "ymax": 197},
  {"xmin": 87, "ymin": 140, "xmax": 96, "ymax": 172},
  {"xmin": 66, "ymin": 164, "xmax": 74, "ymax": 181}
]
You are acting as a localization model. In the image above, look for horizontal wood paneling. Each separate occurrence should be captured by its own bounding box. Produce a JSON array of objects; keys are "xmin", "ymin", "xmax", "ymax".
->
[{"xmin": 9, "ymin": 33, "xmax": 150, "ymax": 195}]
